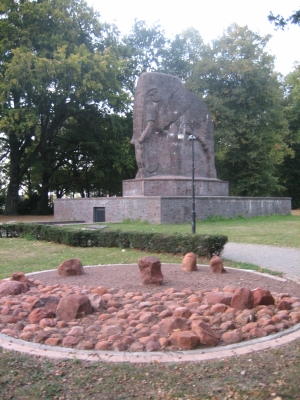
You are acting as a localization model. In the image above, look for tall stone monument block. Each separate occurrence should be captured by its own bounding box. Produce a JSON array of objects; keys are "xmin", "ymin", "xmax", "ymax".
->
[{"xmin": 127, "ymin": 72, "xmax": 228, "ymax": 196}]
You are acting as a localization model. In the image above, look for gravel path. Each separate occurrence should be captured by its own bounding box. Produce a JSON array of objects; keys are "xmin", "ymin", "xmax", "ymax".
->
[{"xmin": 223, "ymin": 243, "xmax": 300, "ymax": 283}]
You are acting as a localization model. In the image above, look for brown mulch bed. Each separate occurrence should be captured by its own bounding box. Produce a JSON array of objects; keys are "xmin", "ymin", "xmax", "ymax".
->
[{"xmin": 30, "ymin": 263, "xmax": 299, "ymax": 294}]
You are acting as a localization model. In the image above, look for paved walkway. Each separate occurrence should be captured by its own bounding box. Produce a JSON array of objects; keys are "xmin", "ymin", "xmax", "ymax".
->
[{"xmin": 223, "ymin": 242, "xmax": 300, "ymax": 283}]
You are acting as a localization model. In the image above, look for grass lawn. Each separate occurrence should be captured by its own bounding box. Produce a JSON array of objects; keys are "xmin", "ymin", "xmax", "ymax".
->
[{"xmin": 0, "ymin": 213, "xmax": 299, "ymax": 399}]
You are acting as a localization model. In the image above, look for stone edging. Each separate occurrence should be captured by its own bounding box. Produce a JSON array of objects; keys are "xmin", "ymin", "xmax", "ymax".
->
[
  {"xmin": 0, "ymin": 264, "xmax": 299, "ymax": 363},
  {"xmin": 1, "ymin": 323, "xmax": 300, "ymax": 363}
]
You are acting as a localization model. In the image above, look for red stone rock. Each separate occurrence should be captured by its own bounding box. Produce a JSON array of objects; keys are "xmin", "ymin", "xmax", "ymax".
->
[
  {"xmin": 95, "ymin": 341, "xmax": 110, "ymax": 350},
  {"xmin": 0, "ymin": 281, "xmax": 29, "ymax": 295},
  {"xmin": 159, "ymin": 337, "xmax": 170, "ymax": 348},
  {"xmin": 19, "ymin": 331, "xmax": 34, "ymax": 340},
  {"xmin": 91, "ymin": 286, "xmax": 108, "ymax": 296},
  {"xmin": 35, "ymin": 331, "xmax": 48, "ymax": 343},
  {"xmin": 57, "ymin": 258, "xmax": 84, "ymax": 276},
  {"xmin": 56, "ymin": 294, "xmax": 92, "ymax": 321},
  {"xmin": 210, "ymin": 255, "xmax": 226, "ymax": 273},
  {"xmin": 123, "ymin": 336, "xmax": 135, "ymax": 345},
  {"xmin": 39, "ymin": 318, "xmax": 57, "ymax": 328},
  {"xmin": 173, "ymin": 307, "xmax": 192, "ymax": 318},
  {"xmin": 45, "ymin": 337, "xmax": 61, "ymax": 346},
  {"xmin": 2, "ymin": 316, "xmax": 18, "ymax": 323},
  {"xmin": 130, "ymin": 342, "xmax": 144, "ymax": 351},
  {"xmin": 138, "ymin": 256, "xmax": 163, "ymax": 285},
  {"xmin": 252, "ymin": 288, "xmax": 275, "ymax": 307},
  {"xmin": 169, "ymin": 331, "xmax": 200, "ymax": 349},
  {"xmin": 1, "ymin": 329, "xmax": 19, "ymax": 338},
  {"xmin": 290, "ymin": 312, "xmax": 300, "ymax": 323},
  {"xmin": 277, "ymin": 300, "xmax": 292, "ymax": 310},
  {"xmin": 250, "ymin": 327, "xmax": 268, "ymax": 338},
  {"xmin": 28, "ymin": 308, "xmax": 56, "ymax": 324},
  {"xmin": 211, "ymin": 303, "xmax": 228, "ymax": 313},
  {"xmin": 258, "ymin": 318, "xmax": 273, "ymax": 327},
  {"xmin": 10, "ymin": 272, "xmax": 34, "ymax": 287},
  {"xmin": 241, "ymin": 322, "xmax": 258, "ymax": 333},
  {"xmin": 101, "ymin": 324, "xmax": 122, "ymax": 336},
  {"xmin": 162, "ymin": 317, "xmax": 190, "ymax": 334},
  {"xmin": 231, "ymin": 287, "xmax": 254, "ymax": 310},
  {"xmin": 235, "ymin": 309, "xmax": 255, "ymax": 325},
  {"xmin": 78, "ymin": 341, "xmax": 95, "ymax": 350},
  {"xmin": 263, "ymin": 325, "xmax": 278, "ymax": 334},
  {"xmin": 191, "ymin": 320, "xmax": 220, "ymax": 346},
  {"xmin": 222, "ymin": 329, "xmax": 243, "ymax": 344},
  {"xmin": 28, "ymin": 296, "xmax": 59, "ymax": 323},
  {"xmin": 88, "ymin": 294, "xmax": 105, "ymax": 312},
  {"xmin": 205, "ymin": 292, "xmax": 232, "ymax": 306},
  {"xmin": 139, "ymin": 312, "xmax": 159, "ymax": 324},
  {"xmin": 112, "ymin": 341, "xmax": 128, "ymax": 351},
  {"xmin": 181, "ymin": 253, "xmax": 197, "ymax": 272},
  {"xmin": 68, "ymin": 326, "xmax": 85, "ymax": 337},
  {"xmin": 146, "ymin": 340, "xmax": 161, "ymax": 352},
  {"xmin": 62, "ymin": 336, "xmax": 80, "ymax": 347}
]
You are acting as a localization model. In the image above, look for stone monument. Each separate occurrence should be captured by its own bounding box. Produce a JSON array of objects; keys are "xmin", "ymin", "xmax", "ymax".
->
[
  {"xmin": 54, "ymin": 72, "xmax": 291, "ymax": 224},
  {"xmin": 123, "ymin": 72, "xmax": 228, "ymax": 197}
]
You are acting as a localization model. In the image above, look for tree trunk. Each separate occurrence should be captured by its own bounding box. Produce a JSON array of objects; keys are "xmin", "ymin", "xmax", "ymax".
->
[
  {"xmin": 40, "ymin": 171, "xmax": 51, "ymax": 215},
  {"xmin": 4, "ymin": 181, "xmax": 19, "ymax": 215}
]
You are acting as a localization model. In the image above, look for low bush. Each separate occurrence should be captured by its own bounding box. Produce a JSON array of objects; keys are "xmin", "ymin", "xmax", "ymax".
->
[{"xmin": 0, "ymin": 223, "xmax": 228, "ymax": 257}]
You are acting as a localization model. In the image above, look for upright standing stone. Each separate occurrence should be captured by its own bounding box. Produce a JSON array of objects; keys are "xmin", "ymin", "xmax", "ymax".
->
[
  {"xmin": 138, "ymin": 256, "xmax": 163, "ymax": 285},
  {"xmin": 181, "ymin": 252, "xmax": 198, "ymax": 272},
  {"xmin": 58, "ymin": 258, "xmax": 84, "ymax": 276}
]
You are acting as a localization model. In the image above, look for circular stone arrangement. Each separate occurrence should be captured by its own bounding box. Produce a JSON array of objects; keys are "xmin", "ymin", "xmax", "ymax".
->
[{"xmin": 0, "ymin": 264, "xmax": 300, "ymax": 354}]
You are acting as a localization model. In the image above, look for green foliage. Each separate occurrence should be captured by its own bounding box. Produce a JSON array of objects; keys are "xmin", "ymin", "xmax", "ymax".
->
[
  {"xmin": 268, "ymin": 9, "xmax": 300, "ymax": 29},
  {"xmin": 278, "ymin": 64, "xmax": 300, "ymax": 208},
  {"xmin": 0, "ymin": 223, "xmax": 228, "ymax": 257},
  {"xmin": 160, "ymin": 27, "xmax": 206, "ymax": 80},
  {"xmin": 122, "ymin": 20, "xmax": 167, "ymax": 92},
  {"xmin": 17, "ymin": 193, "xmax": 41, "ymax": 215},
  {"xmin": 0, "ymin": 0, "xmax": 129, "ymax": 215},
  {"xmin": 186, "ymin": 25, "xmax": 292, "ymax": 197}
]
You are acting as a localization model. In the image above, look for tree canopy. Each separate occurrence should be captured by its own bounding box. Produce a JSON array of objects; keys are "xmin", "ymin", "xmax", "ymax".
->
[
  {"xmin": 186, "ymin": 25, "xmax": 292, "ymax": 196},
  {"xmin": 0, "ymin": 0, "xmax": 130, "ymax": 214}
]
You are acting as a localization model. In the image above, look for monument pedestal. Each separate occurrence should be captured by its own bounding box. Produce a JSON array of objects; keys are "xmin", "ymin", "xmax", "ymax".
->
[{"xmin": 123, "ymin": 176, "xmax": 229, "ymax": 197}]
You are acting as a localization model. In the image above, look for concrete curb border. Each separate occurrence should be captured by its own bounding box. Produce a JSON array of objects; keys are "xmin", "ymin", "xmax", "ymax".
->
[{"xmin": 1, "ymin": 323, "xmax": 300, "ymax": 363}]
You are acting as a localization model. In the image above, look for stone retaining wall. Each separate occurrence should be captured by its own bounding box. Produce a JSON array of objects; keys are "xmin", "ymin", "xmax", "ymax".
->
[{"xmin": 54, "ymin": 196, "xmax": 291, "ymax": 224}]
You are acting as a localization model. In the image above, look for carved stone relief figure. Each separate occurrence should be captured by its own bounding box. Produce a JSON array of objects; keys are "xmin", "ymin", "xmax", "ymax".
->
[{"xmin": 131, "ymin": 72, "xmax": 217, "ymax": 179}]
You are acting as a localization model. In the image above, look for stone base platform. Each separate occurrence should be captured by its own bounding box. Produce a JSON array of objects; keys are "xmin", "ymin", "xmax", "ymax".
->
[
  {"xmin": 122, "ymin": 176, "xmax": 229, "ymax": 197},
  {"xmin": 54, "ymin": 196, "xmax": 291, "ymax": 224}
]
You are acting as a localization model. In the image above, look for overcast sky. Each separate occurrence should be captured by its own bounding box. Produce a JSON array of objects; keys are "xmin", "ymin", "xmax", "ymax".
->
[{"xmin": 89, "ymin": 0, "xmax": 299, "ymax": 76}]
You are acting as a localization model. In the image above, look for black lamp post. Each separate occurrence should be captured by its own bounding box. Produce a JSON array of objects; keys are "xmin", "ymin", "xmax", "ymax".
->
[{"xmin": 178, "ymin": 122, "xmax": 196, "ymax": 234}]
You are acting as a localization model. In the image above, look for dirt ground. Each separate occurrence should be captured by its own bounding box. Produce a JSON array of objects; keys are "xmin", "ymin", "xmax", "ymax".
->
[{"xmin": 30, "ymin": 263, "xmax": 300, "ymax": 297}]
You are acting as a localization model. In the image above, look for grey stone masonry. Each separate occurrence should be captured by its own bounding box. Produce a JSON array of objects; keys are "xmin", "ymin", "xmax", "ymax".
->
[
  {"xmin": 122, "ymin": 177, "xmax": 229, "ymax": 197},
  {"xmin": 54, "ymin": 196, "xmax": 291, "ymax": 224}
]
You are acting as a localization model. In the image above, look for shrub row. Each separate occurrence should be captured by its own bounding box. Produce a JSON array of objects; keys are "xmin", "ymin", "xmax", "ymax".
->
[{"xmin": 0, "ymin": 223, "xmax": 228, "ymax": 257}]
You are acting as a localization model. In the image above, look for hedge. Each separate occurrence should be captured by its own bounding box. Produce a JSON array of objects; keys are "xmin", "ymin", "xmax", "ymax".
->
[{"xmin": 0, "ymin": 223, "xmax": 228, "ymax": 257}]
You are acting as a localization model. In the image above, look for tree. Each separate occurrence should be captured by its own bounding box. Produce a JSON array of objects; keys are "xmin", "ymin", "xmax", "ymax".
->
[
  {"xmin": 278, "ymin": 64, "xmax": 300, "ymax": 208},
  {"xmin": 48, "ymin": 109, "xmax": 136, "ymax": 198},
  {"xmin": 186, "ymin": 25, "xmax": 292, "ymax": 196},
  {"xmin": 0, "ymin": 0, "xmax": 128, "ymax": 214},
  {"xmin": 160, "ymin": 27, "xmax": 207, "ymax": 81},
  {"xmin": 268, "ymin": 9, "xmax": 300, "ymax": 29},
  {"xmin": 122, "ymin": 20, "xmax": 168, "ymax": 93}
]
